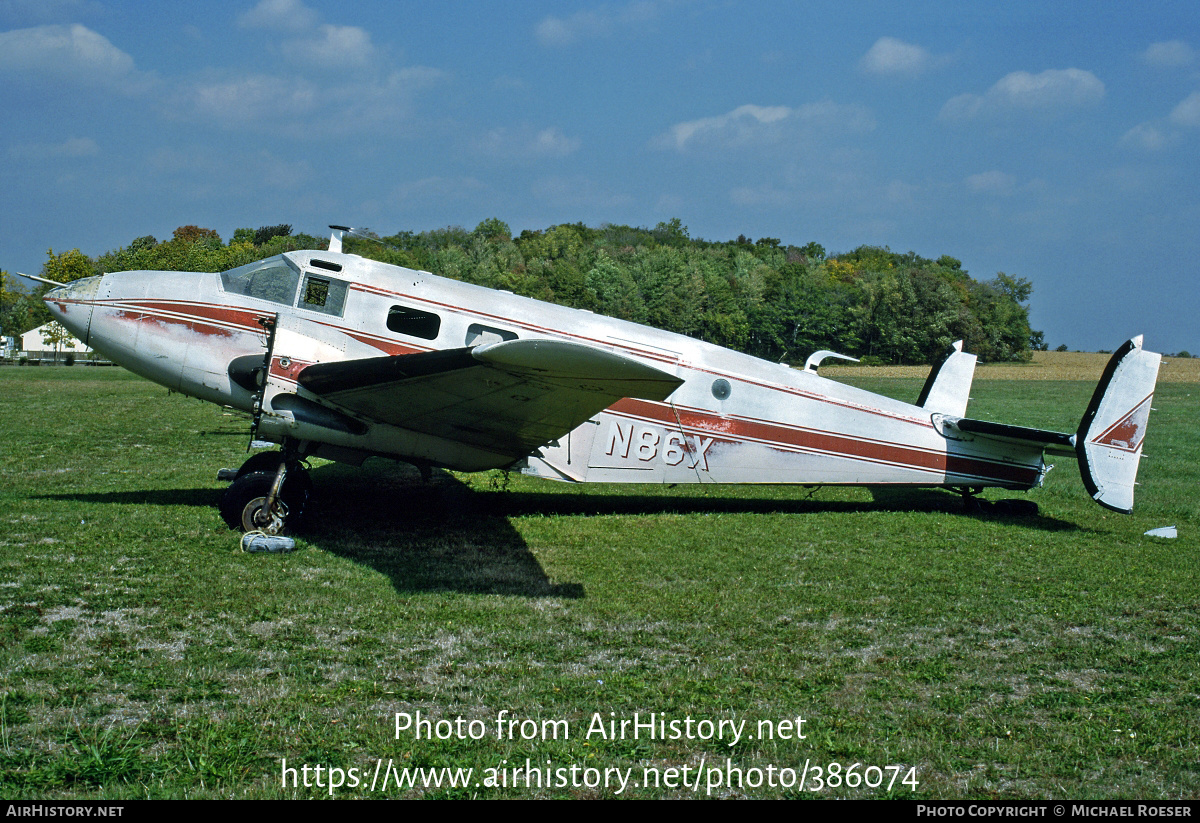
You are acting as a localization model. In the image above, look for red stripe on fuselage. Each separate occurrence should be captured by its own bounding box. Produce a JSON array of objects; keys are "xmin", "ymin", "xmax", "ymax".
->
[{"xmin": 608, "ymin": 398, "xmax": 1040, "ymax": 486}]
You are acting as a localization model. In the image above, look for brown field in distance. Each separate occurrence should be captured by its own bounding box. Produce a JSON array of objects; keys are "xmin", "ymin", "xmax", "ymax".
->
[{"xmin": 821, "ymin": 350, "xmax": 1200, "ymax": 382}]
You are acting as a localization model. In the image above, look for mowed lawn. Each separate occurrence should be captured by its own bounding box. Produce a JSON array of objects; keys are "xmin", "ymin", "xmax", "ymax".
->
[{"xmin": 0, "ymin": 361, "xmax": 1196, "ymax": 799}]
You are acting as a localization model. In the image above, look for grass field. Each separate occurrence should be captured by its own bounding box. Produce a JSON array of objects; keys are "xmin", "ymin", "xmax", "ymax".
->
[{"xmin": 1, "ymin": 360, "xmax": 1196, "ymax": 799}]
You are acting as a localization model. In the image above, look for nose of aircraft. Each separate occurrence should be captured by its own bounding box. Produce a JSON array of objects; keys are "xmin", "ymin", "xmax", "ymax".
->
[{"xmin": 43, "ymin": 275, "xmax": 103, "ymax": 347}]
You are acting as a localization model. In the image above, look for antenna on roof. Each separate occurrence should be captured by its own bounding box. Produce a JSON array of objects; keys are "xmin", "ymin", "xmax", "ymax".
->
[
  {"xmin": 328, "ymin": 225, "xmax": 400, "ymax": 255},
  {"xmin": 328, "ymin": 226, "xmax": 348, "ymax": 254}
]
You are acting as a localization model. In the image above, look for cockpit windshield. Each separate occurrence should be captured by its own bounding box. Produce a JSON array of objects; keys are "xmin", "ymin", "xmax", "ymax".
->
[{"xmin": 219, "ymin": 257, "xmax": 300, "ymax": 305}]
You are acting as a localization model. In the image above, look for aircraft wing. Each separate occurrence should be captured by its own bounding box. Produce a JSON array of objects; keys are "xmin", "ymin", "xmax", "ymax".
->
[{"xmin": 296, "ymin": 339, "xmax": 684, "ymax": 460}]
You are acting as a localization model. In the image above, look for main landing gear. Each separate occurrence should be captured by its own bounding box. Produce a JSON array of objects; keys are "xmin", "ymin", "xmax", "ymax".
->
[{"xmin": 218, "ymin": 442, "xmax": 313, "ymax": 534}]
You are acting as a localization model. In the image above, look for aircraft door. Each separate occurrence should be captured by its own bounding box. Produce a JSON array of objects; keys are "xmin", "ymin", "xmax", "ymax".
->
[{"xmin": 255, "ymin": 316, "xmax": 357, "ymax": 443}]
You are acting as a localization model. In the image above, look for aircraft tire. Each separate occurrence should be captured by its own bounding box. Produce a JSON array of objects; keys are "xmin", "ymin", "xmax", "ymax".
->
[
  {"xmin": 235, "ymin": 450, "xmax": 286, "ymax": 479},
  {"xmin": 219, "ymin": 469, "xmax": 312, "ymax": 533}
]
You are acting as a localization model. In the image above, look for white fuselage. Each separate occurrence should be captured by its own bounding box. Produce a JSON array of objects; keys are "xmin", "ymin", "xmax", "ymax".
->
[{"xmin": 44, "ymin": 249, "xmax": 1045, "ymax": 489}]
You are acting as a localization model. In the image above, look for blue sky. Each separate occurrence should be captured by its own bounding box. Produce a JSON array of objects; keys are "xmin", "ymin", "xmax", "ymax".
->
[{"xmin": 2, "ymin": 0, "xmax": 1197, "ymax": 353}]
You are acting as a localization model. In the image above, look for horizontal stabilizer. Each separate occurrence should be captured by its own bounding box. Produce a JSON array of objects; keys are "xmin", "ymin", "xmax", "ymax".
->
[{"xmin": 951, "ymin": 417, "xmax": 1076, "ymax": 457}]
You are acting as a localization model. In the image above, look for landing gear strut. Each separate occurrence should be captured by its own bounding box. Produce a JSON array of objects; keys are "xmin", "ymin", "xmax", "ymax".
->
[
  {"xmin": 956, "ymin": 486, "xmax": 986, "ymax": 514},
  {"xmin": 219, "ymin": 441, "xmax": 313, "ymax": 533}
]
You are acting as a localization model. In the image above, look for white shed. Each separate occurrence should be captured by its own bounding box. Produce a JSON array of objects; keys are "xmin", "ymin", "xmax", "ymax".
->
[{"xmin": 19, "ymin": 322, "xmax": 91, "ymax": 358}]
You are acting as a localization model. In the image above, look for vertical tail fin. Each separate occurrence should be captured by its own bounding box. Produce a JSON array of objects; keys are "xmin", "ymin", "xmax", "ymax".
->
[
  {"xmin": 919, "ymin": 340, "xmax": 977, "ymax": 418},
  {"xmin": 1076, "ymin": 336, "xmax": 1161, "ymax": 513}
]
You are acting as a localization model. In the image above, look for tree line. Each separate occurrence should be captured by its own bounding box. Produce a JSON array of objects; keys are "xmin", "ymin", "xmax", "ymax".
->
[{"xmin": 2, "ymin": 219, "xmax": 1040, "ymax": 365}]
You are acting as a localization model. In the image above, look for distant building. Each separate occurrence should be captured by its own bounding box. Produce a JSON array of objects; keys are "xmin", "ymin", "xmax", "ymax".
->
[{"xmin": 19, "ymin": 322, "xmax": 92, "ymax": 359}]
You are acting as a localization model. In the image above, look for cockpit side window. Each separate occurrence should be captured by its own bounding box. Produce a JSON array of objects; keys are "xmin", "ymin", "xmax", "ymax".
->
[
  {"xmin": 220, "ymin": 260, "xmax": 300, "ymax": 305},
  {"xmin": 299, "ymin": 274, "xmax": 349, "ymax": 316}
]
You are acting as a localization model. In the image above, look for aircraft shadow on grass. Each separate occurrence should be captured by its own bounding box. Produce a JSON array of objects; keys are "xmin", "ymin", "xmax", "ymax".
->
[{"xmin": 42, "ymin": 459, "xmax": 1078, "ymax": 599}]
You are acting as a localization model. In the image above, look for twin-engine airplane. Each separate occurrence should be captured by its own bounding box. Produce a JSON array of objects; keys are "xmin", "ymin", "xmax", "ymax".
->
[{"xmin": 39, "ymin": 227, "xmax": 1160, "ymax": 534}]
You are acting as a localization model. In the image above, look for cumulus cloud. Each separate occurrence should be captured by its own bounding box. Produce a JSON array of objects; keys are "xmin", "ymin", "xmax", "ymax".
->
[
  {"xmin": 1120, "ymin": 122, "xmax": 1175, "ymax": 151},
  {"xmin": 239, "ymin": 1, "xmax": 378, "ymax": 71},
  {"xmin": 859, "ymin": 37, "xmax": 934, "ymax": 77},
  {"xmin": 0, "ymin": 24, "xmax": 147, "ymax": 91},
  {"xmin": 654, "ymin": 102, "xmax": 875, "ymax": 152},
  {"xmin": 1139, "ymin": 40, "xmax": 1196, "ymax": 68},
  {"xmin": 965, "ymin": 170, "xmax": 1017, "ymax": 195},
  {"xmin": 1121, "ymin": 91, "xmax": 1200, "ymax": 152},
  {"xmin": 174, "ymin": 64, "xmax": 446, "ymax": 134},
  {"xmin": 536, "ymin": 0, "xmax": 668, "ymax": 47},
  {"xmin": 472, "ymin": 125, "xmax": 581, "ymax": 160},
  {"xmin": 238, "ymin": 0, "xmax": 320, "ymax": 32},
  {"xmin": 290, "ymin": 24, "xmax": 376, "ymax": 70},
  {"xmin": 1169, "ymin": 90, "xmax": 1200, "ymax": 127},
  {"xmin": 9, "ymin": 136, "xmax": 99, "ymax": 160},
  {"xmin": 185, "ymin": 74, "xmax": 320, "ymax": 126},
  {"xmin": 941, "ymin": 68, "xmax": 1105, "ymax": 120}
]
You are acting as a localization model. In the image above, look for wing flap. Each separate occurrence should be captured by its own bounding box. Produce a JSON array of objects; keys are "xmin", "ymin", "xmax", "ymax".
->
[{"xmin": 297, "ymin": 339, "xmax": 683, "ymax": 459}]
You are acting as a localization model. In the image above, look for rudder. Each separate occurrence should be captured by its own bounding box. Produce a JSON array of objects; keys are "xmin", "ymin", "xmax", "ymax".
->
[{"xmin": 1076, "ymin": 336, "xmax": 1161, "ymax": 513}]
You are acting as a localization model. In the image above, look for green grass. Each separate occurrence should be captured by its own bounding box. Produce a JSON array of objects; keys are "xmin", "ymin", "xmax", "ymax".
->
[{"xmin": 0, "ymin": 367, "xmax": 1196, "ymax": 798}]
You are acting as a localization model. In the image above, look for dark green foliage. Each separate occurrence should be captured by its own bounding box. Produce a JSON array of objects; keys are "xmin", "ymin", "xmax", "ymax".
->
[
  {"xmin": 36, "ymin": 221, "xmax": 1040, "ymax": 364},
  {"xmin": 252, "ymin": 224, "xmax": 292, "ymax": 246}
]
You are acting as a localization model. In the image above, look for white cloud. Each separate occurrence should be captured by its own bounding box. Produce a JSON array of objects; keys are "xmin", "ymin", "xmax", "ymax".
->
[
  {"xmin": 1169, "ymin": 91, "xmax": 1200, "ymax": 127},
  {"xmin": 965, "ymin": 170, "xmax": 1017, "ymax": 195},
  {"xmin": 657, "ymin": 104, "xmax": 789, "ymax": 150},
  {"xmin": 172, "ymin": 64, "xmax": 445, "ymax": 133},
  {"xmin": 334, "ymin": 67, "xmax": 447, "ymax": 131},
  {"xmin": 0, "ymin": 24, "xmax": 146, "ymax": 91},
  {"xmin": 859, "ymin": 37, "xmax": 932, "ymax": 78},
  {"xmin": 1139, "ymin": 40, "xmax": 1196, "ymax": 68},
  {"xmin": 473, "ymin": 125, "xmax": 581, "ymax": 160},
  {"xmin": 290, "ymin": 24, "xmax": 376, "ymax": 70},
  {"xmin": 9, "ymin": 136, "xmax": 99, "ymax": 160},
  {"xmin": 1120, "ymin": 122, "xmax": 1175, "ymax": 151},
  {"xmin": 186, "ymin": 74, "xmax": 319, "ymax": 126},
  {"xmin": 941, "ymin": 68, "xmax": 1104, "ymax": 120},
  {"xmin": 536, "ymin": 0, "xmax": 668, "ymax": 47},
  {"xmin": 654, "ymin": 102, "xmax": 875, "ymax": 152},
  {"xmin": 238, "ymin": 0, "xmax": 320, "ymax": 32},
  {"xmin": 533, "ymin": 127, "xmax": 581, "ymax": 157},
  {"xmin": 1120, "ymin": 91, "xmax": 1200, "ymax": 152}
]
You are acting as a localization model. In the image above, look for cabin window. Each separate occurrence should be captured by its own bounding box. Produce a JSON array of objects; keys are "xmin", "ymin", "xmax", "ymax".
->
[
  {"xmin": 220, "ymin": 260, "xmax": 300, "ymax": 305},
  {"xmin": 299, "ymin": 274, "xmax": 348, "ymax": 316},
  {"xmin": 465, "ymin": 323, "xmax": 517, "ymax": 347},
  {"xmin": 387, "ymin": 305, "xmax": 441, "ymax": 340}
]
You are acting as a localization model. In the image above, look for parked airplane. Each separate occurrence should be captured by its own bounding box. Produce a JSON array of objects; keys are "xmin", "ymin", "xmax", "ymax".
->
[{"xmin": 39, "ymin": 227, "xmax": 1160, "ymax": 534}]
